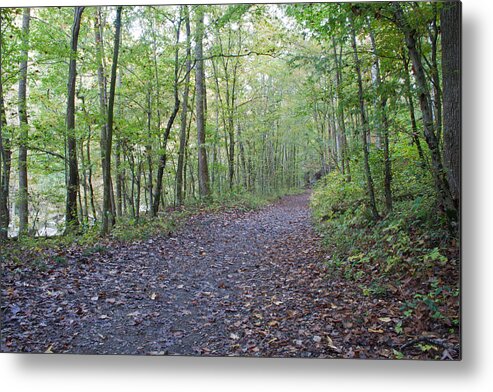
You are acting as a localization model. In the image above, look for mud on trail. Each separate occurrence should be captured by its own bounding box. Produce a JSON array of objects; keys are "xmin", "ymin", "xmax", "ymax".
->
[{"xmin": 1, "ymin": 192, "xmax": 447, "ymax": 358}]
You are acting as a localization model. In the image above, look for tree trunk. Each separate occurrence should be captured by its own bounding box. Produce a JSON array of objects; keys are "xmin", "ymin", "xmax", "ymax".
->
[
  {"xmin": 429, "ymin": 4, "xmax": 442, "ymax": 145},
  {"xmin": 0, "ymin": 11, "xmax": 11, "ymax": 240},
  {"xmin": 350, "ymin": 16, "xmax": 379, "ymax": 220},
  {"xmin": 441, "ymin": 1, "xmax": 461, "ymax": 217},
  {"xmin": 102, "ymin": 6, "xmax": 122, "ymax": 235},
  {"xmin": 195, "ymin": 6, "xmax": 211, "ymax": 199},
  {"xmin": 403, "ymin": 52, "xmax": 427, "ymax": 166},
  {"xmin": 152, "ymin": 14, "xmax": 182, "ymax": 216},
  {"xmin": 369, "ymin": 26, "xmax": 392, "ymax": 213},
  {"xmin": 65, "ymin": 6, "xmax": 83, "ymax": 233},
  {"xmin": 18, "ymin": 8, "xmax": 30, "ymax": 235},
  {"xmin": 176, "ymin": 6, "xmax": 191, "ymax": 206},
  {"xmin": 332, "ymin": 38, "xmax": 351, "ymax": 182}
]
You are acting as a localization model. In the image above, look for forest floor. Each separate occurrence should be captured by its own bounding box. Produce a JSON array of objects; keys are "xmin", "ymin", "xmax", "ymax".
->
[{"xmin": 1, "ymin": 192, "xmax": 459, "ymax": 359}]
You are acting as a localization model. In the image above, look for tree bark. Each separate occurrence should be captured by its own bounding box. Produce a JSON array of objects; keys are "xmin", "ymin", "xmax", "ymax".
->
[
  {"xmin": 176, "ymin": 6, "xmax": 191, "ymax": 206},
  {"xmin": 101, "ymin": 5, "xmax": 122, "ymax": 235},
  {"xmin": 429, "ymin": 4, "xmax": 443, "ymax": 145},
  {"xmin": 65, "ymin": 6, "xmax": 83, "ymax": 233},
  {"xmin": 349, "ymin": 16, "xmax": 379, "ymax": 221},
  {"xmin": 402, "ymin": 52, "xmax": 427, "ymax": 166},
  {"xmin": 0, "ymin": 11, "xmax": 11, "ymax": 240},
  {"xmin": 441, "ymin": 1, "xmax": 461, "ymax": 215},
  {"xmin": 18, "ymin": 8, "xmax": 30, "ymax": 235},
  {"xmin": 152, "ymin": 13, "xmax": 182, "ymax": 216},
  {"xmin": 195, "ymin": 6, "xmax": 211, "ymax": 199},
  {"xmin": 369, "ymin": 26, "xmax": 392, "ymax": 213},
  {"xmin": 332, "ymin": 38, "xmax": 351, "ymax": 182}
]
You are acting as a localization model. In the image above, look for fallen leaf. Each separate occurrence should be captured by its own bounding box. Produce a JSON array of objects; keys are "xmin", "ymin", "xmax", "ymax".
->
[{"xmin": 326, "ymin": 336, "xmax": 341, "ymax": 353}]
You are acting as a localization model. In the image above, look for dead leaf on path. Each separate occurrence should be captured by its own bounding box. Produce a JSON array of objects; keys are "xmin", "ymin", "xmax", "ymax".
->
[
  {"xmin": 230, "ymin": 333, "xmax": 240, "ymax": 340},
  {"xmin": 368, "ymin": 328, "xmax": 384, "ymax": 333},
  {"xmin": 378, "ymin": 317, "xmax": 392, "ymax": 323},
  {"xmin": 326, "ymin": 336, "xmax": 341, "ymax": 353},
  {"xmin": 45, "ymin": 345, "xmax": 54, "ymax": 353}
]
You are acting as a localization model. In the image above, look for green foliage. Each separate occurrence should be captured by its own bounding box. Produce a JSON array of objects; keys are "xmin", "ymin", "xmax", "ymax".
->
[{"xmin": 311, "ymin": 154, "xmax": 458, "ymax": 323}]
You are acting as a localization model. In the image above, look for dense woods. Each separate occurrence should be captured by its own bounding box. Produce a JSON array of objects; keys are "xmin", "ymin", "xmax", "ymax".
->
[
  {"xmin": 0, "ymin": 2, "xmax": 460, "ymax": 238},
  {"xmin": 1, "ymin": 2, "xmax": 460, "ymax": 359}
]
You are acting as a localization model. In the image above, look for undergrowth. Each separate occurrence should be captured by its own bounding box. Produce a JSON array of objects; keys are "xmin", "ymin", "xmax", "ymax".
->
[{"xmin": 310, "ymin": 147, "xmax": 460, "ymax": 339}]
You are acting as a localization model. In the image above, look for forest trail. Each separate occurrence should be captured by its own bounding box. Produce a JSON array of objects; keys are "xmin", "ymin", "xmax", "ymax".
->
[{"xmin": 2, "ymin": 192, "xmax": 356, "ymax": 357}]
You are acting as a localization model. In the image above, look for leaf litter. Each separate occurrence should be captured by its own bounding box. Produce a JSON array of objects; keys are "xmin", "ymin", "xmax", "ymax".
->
[{"xmin": 1, "ymin": 193, "xmax": 458, "ymax": 359}]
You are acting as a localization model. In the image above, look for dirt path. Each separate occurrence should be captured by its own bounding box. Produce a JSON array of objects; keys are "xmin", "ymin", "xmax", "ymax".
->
[
  {"xmin": 2, "ymin": 191, "xmax": 462, "ymax": 359},
  {"xmin": 3, "ymin": 192, "xmax": 355, "ymax": 357}
]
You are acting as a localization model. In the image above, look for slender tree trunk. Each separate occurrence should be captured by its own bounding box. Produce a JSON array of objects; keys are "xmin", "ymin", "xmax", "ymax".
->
[
  {"xmin": 101, "ymin": 6, "xmax": 122, "ymax": 235},
  {"xmin": 145, "ymin": 90, "xmax": 154, "ymax": 213},
  {"xmin": 441, "ymin": 1, "xmax": 461, "ymax": 217},
  {"xmin": 65, "ymin": 6, "xmax": 84, "ymax": 233},
  {"xmin": 152, "ymin": 15, "xmax": 182, "ymax": 216},
  {"xmin": 176, "ymin": 7, "xmax": 191, "ymax": 206},
  {"xmin": 332, "ymin": 38, "xmax": 351, "ymax": 182},
  {"xmin": 115, "ymin": 71, "xmax": 123, "ymax": 217},
  {"xmin": 80, "ymin": 94, "xmax": 97, "ymax": 223},
  {"xmin": 0, "ymin": 12, "xmax": 11, "ymax": 240},
  {"xmin": 350, "ymin": 16, "xmax": 379, "ymax": 220},
  {"xmin": 195, "ymin": 6, "xmax": 210, "ymax": 199},
  {"xmin": 369, "ymin": 26, "xmax": 392, "ymax": 213},
  {"xmin": 425, "ymin": 4, "xmax": 442, "ymax": 148},
  {"xmin": 115, "ymin": 141, "xmax": 123, "ymax": 217},
  {"xmin": 18, "ymin": 8, "xmax": 30, "ymax": 235},
  {"xmin": 403, "ymin": 53, "xmax": 426, "ymax": 166},
  {"xmin": 95, "ymin": 6, "xmax": 109, "ymax": 222},
  {"xmin": 238, "ymin": 124, "xmax": 247, "ymax": 189},
  {"xmin": 79, "ymin": 137, "xmax": 88, "ymax": 223},
  {"xmin": 86, "ymin": 125, "xmax": 97, "ymax": 222},
  {"xmin": 136, "ymin": 158, "xmax": 142, "ymax": 221}
]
